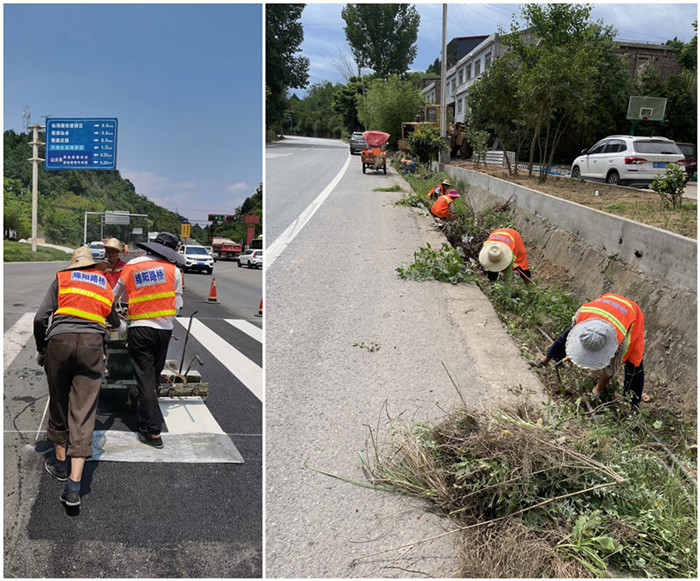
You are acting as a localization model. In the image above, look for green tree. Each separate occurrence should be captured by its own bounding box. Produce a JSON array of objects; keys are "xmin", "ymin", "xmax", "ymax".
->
[
  {"xmin": 294, "ymin": 82, "xmax": 344, "ymax": 137},
  {"xmin": 266, "ymin": 4, "xmax": 310, "ymax": 132},
  {"xmin": 356, "ymin": 75, "xmax": 424, "ymax": 146},
  {"xmin": 341, "ymin": 4, "xmax": 420, "ymax": 77},
  {"xmin": 502, "ymin": 4, "xmax": 612, "ymax": 182},
  {"xmin": 466, "ymin": 55, "xmax": 526, "ymax": 173},
  {"xmin": 425, "ymin": 57, "xmax": 441, "ymax": 76},
  {"xmin": 333, "ymin": 76, "xmax": 368, "ymax": 134}
]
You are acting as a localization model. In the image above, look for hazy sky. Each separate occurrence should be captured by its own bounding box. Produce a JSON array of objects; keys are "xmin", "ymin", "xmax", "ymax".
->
[
  {"xmin": 297, "ymin": 2, "xmax": 698, "ymax": 93},
  {"xmin": 4, "ymin": 3, "xmax": 262, "ymax": 226}
]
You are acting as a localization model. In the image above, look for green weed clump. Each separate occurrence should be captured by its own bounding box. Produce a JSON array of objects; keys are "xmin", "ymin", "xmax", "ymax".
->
[
  {"xmin": 487, "ymin": 281, "xmax": 579, "ymax": 338},
  {"xmin": 396, "ymin": 242, "xmax": 476, "ymax": 285}
]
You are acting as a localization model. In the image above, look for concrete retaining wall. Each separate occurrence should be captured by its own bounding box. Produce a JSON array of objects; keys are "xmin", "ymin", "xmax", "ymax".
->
[
  {"xmin": 442, "ymin": 166, "xmax": 696, "ymax": 292},
  {"xmin": 437, "ymin": 164, "xmax": 697, "ymax": 417}
]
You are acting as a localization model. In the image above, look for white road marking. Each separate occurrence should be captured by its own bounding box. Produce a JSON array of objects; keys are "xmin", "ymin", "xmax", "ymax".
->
[
  {"xmin": 89, "ymin": 430, "xmax": 244, "ymax": 463},
  {"xmin": 181, "ymin": 318, "xmax": 262, "ymax": 401},
  {"xmin": 159, "ymin": 396, "xmax": 224, "ymax": 434},
  {"xmin": 227, "ymin": 319, "xmax": 263, "ymax": 343},
  {"xmin": 266, "ymin": 152, "xmax": 352, "ymax": 267},
  {"xmin": 4, "ymin": 313, "xmax": 35, "ymax": 372}
]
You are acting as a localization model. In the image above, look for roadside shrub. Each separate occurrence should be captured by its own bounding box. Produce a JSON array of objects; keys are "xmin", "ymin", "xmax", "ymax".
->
[
  {"xmin": 409, "ymin": 124, "xmax": 448, "ymax": 164},
  {"xmin": 650, "ymin": 164, "xmax": 687, "ymax": 208}
]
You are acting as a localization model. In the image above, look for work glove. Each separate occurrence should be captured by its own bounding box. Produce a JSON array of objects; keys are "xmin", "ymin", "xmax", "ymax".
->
[
  {"xmin": 35, "ymin": 352, "xmax": 46, "ymax": 367},
  {"xmin": 118, "ymin": 320, "xmax": 128, "ymax": 335}
]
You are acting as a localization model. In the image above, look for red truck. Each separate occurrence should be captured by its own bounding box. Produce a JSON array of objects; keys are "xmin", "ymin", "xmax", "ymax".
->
[{"xmin": 209, "ymin": 236, "xmax": 242, "ymax": 261}]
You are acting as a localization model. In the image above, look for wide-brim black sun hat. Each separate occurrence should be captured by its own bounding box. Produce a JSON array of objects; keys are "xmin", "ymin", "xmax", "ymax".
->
[{"xmin": 135, "ymin": 232, "xmax": 185, "ymax": 267}]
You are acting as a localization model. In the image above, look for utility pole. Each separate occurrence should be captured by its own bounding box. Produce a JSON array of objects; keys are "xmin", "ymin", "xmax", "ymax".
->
[
  {"xmin": 28, "ymin": 124, "xmax": 44, "ymax": 252},
  {"xmin": 440, "ymin": 3, "xmax": 447, "ymax": 140}
]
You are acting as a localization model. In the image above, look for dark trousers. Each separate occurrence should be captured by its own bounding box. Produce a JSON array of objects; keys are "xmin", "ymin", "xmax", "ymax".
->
[
  {"xmin": 45, "ymin": 332, "xmax": 104, "ymax": 457},
  {"xmin": 488, "ymin": 267, "xmax": 531, "ymax": 282},
  {"xmin": 127, "ymin": 327, "xmax": 171, "ymax": 435},
  {"xmin": 546, "ymin": 325, "xmax": 645, "ymax": 406}
]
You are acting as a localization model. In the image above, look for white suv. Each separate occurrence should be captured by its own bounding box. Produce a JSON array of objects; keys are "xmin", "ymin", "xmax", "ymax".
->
[
  {"xmin": 571, "ymin": 135, "xmax": 685, "ymax": 187},
  {"xmin": 178, "ymin": 244, "xmax": 214, "ymax": 274},
  {"xmin": 237, "ymin": 249, "xmax": 263, "ymax": 269}
]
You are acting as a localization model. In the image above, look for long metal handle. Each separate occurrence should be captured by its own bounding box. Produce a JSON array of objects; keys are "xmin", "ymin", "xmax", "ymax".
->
[{"xmin": 178, "ymin": 310, "xmax": 198, "ymax": 374}]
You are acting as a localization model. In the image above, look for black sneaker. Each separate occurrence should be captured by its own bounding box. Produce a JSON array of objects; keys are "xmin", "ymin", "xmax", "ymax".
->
[
  {"xmin": 137, "ymin": 433, "xmax": 164, "ymax": 449},
  {"xmin": 45, "ymin": 458, "xmax": 68, "ymax": 482},
  {"xmin": 59, "ymin": 489, "xmax": 81, "ymax": 507}
]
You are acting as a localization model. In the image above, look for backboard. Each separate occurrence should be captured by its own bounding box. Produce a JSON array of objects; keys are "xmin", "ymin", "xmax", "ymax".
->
[{"xmin": 626, "ymin": 96, "xmax": 667, "ymax": 121}]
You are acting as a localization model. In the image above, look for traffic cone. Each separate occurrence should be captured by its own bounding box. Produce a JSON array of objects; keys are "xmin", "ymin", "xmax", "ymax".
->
[
  {"xmin": 207, "ymin": 277, "xmax": 219, "ymax": 303},
  {"xmin": 256, "ymin": 297, "xmax": 262, "ymax": 317}
]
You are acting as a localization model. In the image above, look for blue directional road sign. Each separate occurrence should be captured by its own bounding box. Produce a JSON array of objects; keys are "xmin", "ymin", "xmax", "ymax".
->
[{"xmin": 45, "ymin": 118, "xmax": 118, "ymax": 170}]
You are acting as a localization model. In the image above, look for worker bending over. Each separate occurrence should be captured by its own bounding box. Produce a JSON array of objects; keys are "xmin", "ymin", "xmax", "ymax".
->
[
  {"xmin": 34, "ymin": 247, "xmax": 120, "ymax": 508},
  {"xmin": 479, "ymin": 228, "xmax": 532, "ymax": 284},
  {"xmin": 430, "ymin": 189, "xmax": 460, "ymax": 220},
  {"xmin": 534, "ymin": 293, "xmax": 645, "ymax": 407},
  {"xmin": 426, "ymin": 179, "xmax": 451, "ymax": 200}
]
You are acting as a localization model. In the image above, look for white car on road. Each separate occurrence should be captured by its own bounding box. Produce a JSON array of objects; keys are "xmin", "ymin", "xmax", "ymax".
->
[
  {"xmin": 238, "ymin": 249, "xmax": 263, "ymax": 269},
  {"xmin": 179, "ymin": 244, "xmax": 214, "ymax": 274}
]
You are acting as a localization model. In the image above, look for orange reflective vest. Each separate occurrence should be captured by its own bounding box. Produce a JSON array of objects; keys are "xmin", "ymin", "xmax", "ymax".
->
[
  {"xmin": 431, "ymin": 194, "xmax": 454, "ymax": 219},
  {"xmin": 484, "ymin": 228, "xmax": 529, "ymax": 270},
  {"xmin": 55, "ymin": 269, "xmax": 114, "ymax": 326},
  {"xmin": 426, "ymin": 184, "xmax": 445, "ymax": 199},
  {"xmin": 121, "ymin": 259, "xmax": 177, "ymax": 320},
  {"xmin": 576, "ymin": 293, "xmax": 644, "ymax": 366}
]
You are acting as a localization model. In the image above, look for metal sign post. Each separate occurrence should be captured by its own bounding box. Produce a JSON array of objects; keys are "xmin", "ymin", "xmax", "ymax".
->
[{"xmin": 28, "ymin": 124, "xmax": 45, "ymax": 252}]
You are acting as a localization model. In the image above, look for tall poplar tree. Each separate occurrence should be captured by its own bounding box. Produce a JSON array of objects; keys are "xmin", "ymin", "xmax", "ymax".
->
[
  {"xmin": 266, "ymin": 4, "xmax": 310, "ymax": 132},
  {"xmin": 341, "ymin": 4, "xmax": 420, "ymax": 77}
]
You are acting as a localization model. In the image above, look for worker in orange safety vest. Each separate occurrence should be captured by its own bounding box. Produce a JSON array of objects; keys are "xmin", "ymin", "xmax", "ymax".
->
[
  {"xmin": 114, "ymin": 232, "xmax": 184, "ymax": 449},
  {"xmin": 430, "ymin": 189, "xmax": 460, "ymax": 220},
  {"xmin": 479, "ymin": 228, "xmax": 532, "ymax": 284},
  {"xmin": 426, "ymin": 179, "xmax": 451, "ymax": 200},
  {"xmin": 534, "ymin": 293, "xmax": 645, "ymax": 406},
  {"xmin": 34, "ymin": 246, "xmax": 121, "ymax": 508}
]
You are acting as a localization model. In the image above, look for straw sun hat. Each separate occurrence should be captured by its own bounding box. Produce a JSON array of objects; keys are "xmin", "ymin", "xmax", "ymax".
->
[
  {"xmin": 565, "ymin": 318, "xmax": 619, "ymax": 370},
  {"xmin": 479, "ymin": 241, "xmax": 513, "ymax": 272},
  {"xmin": 62, "ymin": 246, "xmax": 106, "ymax": 271},
  {"xmin": 103, "ymin": 238, "xmax": 122, "ymax": 252}
]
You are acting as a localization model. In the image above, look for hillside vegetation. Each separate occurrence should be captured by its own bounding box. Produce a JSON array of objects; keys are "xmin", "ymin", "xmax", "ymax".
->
[{"xmin": 3, "ymin": 130, "xmax": 261, "ymax": 248}]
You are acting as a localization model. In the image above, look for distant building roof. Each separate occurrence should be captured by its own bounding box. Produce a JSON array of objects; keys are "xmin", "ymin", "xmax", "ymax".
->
[{"xmin": 446, "ymin": 35, "xmax": 490, "ymax": 68}]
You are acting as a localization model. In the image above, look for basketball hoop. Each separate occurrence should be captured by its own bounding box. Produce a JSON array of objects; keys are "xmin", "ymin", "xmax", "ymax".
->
[{"xmin": 642, "ymin": 115, "xmax": 649, "ymax": 121}]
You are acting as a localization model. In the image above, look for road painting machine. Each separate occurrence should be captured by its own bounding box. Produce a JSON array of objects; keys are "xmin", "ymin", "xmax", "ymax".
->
[{"xmin": 102, "ymin": 309, "xmax": 209, "ymax": 413}]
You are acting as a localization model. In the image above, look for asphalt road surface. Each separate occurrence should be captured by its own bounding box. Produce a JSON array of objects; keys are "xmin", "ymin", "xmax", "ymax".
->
[
  {"xmin": 183, "ymin": 258, "xmax": 262, "ymax": 318},
  {"xmin": 4, "ymin": 260, "xmax": 262, "ymax": 577}
]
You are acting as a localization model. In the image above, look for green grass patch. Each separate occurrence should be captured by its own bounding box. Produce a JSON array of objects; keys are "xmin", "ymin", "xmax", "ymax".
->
[{"xmin": 4, "ymin": 241, "xmax": 72, "ymax": 263}]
